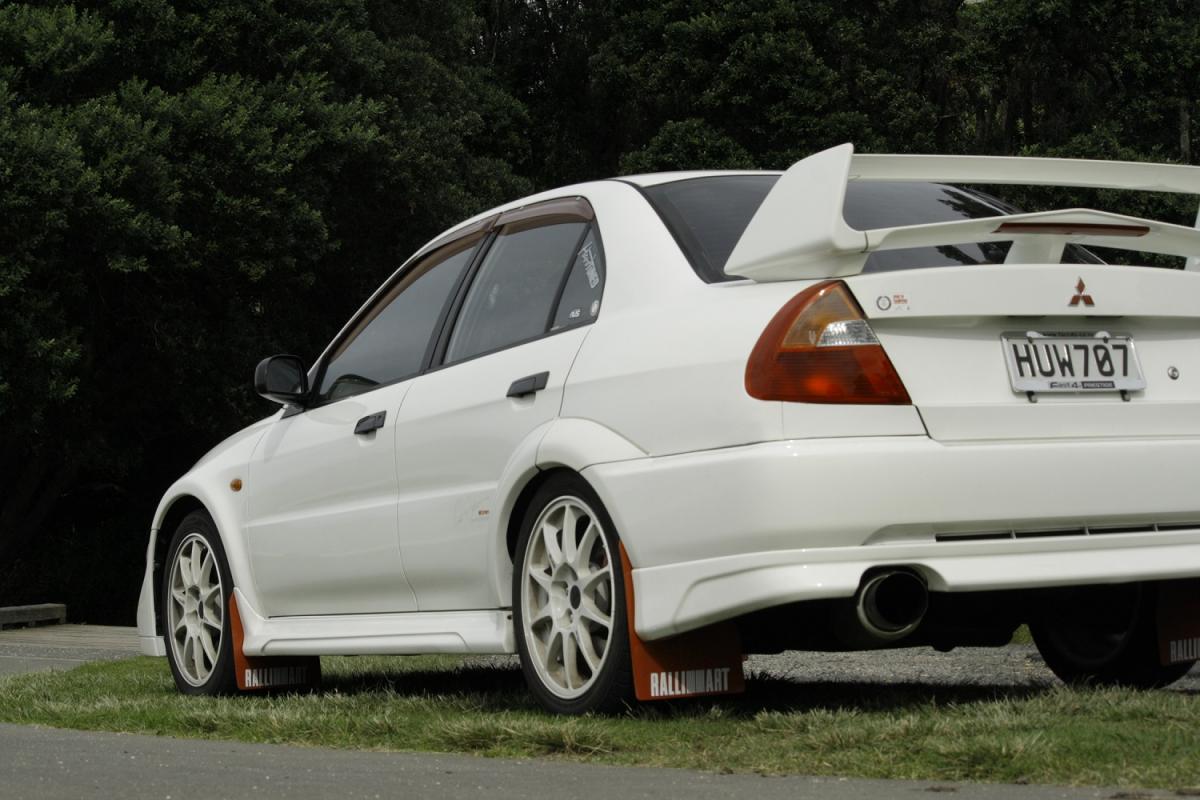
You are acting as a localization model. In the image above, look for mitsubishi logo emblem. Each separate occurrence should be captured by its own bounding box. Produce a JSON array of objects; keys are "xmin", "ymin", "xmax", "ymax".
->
[{"xmin": 1069, "ymin": 278, "xmax": 1094, "ymax": 307}]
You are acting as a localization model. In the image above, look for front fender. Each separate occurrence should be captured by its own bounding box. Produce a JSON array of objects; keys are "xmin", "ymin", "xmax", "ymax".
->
[{"xmin": 138, "ymin": 419, "xmax": 274, "ymax": 653}]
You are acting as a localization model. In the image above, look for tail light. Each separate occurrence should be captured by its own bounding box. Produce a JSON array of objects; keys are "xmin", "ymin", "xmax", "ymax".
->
[{"xmin": 745, "ymin": 280, "xmax": 910, "ymax": 404}]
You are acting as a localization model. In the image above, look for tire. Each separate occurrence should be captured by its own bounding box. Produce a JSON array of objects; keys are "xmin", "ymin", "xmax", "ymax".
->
[
  {"xmin": 161, "ymin": 510, "xmax": 238, "ymax": 695},
  {"xmin": 1030, "ymin": 582, "xmax": 1196, "ymax": 689},
  {"xmin": 512, "ymin": 474, "xmax": 635, "ymax": 714}
]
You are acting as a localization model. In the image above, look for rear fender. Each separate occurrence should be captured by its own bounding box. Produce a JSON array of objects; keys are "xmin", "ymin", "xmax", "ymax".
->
[{"xmin": 488, "ymin": 418, "xmax": 646, "ymax": 603}]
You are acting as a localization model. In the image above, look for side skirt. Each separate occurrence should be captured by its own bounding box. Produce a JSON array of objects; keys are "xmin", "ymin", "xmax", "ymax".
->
[{"xmin": 233, "ymin": 589, "xmax": 515, "ymax": 657}]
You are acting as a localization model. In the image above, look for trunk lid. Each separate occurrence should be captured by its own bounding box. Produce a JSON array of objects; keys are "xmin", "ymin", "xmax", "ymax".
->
[{"xmin": 846, "ymin": 263, "xmax": 1200, "ymax": 441}]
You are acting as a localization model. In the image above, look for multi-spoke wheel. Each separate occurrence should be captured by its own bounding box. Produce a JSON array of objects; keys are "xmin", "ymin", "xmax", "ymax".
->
[
  {"xmin": 1031, "ymin": 582, "xmax": 1196, "ymax": 689},
  {"xmin": 513, "ymin": 475, "xmax": 633, "ymax": 713},
  {"xmin": 162, "ymin": 511, "xmax": 236, "ymax": 695}
]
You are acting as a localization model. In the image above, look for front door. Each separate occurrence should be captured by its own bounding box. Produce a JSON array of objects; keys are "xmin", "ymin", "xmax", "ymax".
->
[
  {"xmin": 245, "ymin": 382, "xmax": 415, "ymax": 616},
  {"xmin": 243, "ymin": 235, "xmax": 481, "ymax": 616}
]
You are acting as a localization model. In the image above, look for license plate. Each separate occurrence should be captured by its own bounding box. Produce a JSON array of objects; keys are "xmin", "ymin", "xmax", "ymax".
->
[{"xmin": 1001, "ymin": 331, "xmax": 1146, "ymax": 393}]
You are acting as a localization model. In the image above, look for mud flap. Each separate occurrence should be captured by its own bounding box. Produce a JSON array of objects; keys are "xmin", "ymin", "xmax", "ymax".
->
[
  {"xmin": 1157, "ymin": 578, "xmax": 1200, "ymax": 666},
  {"xmin": 229, "ymin": 593, "xmax": 322, "ymax": 692},
  {"xmin": 619, "ymin": 544, "xmax": 745, "ymax": 701}
]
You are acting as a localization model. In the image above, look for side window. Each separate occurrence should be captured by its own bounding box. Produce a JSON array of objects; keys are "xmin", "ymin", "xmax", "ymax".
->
[
  {"xmin": 445, "ymin": 221, "xmax": 588, "ymax": 363},
  {"xmin": 550, "ymin": 227, "xmax": 605, "ymax": 331},
  {"xmin": 317, "ymin": 239, "xmax": 477, "ymax": 403}
]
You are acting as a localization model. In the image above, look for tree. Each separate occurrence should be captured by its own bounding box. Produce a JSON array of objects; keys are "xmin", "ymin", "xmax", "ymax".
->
[
  {"xmin": 476, "ymin": 0, "xmax": 978, "ymax": 178},
  {"xmin": 7, "ymin": 0, "xmax": 1200, "ymax": 620},
  {"xmin": 0, "ymin": 1, "xmax": 528, "ymax": 615},
  {"xmin": 959, "ymin": 0, "xmax": 1199, "ymax": 162}
]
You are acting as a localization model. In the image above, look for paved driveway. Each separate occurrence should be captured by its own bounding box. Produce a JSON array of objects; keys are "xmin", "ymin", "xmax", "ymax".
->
[{"xmin": 0, "ymin": 624, "xmax": 140, "ymax": 676}]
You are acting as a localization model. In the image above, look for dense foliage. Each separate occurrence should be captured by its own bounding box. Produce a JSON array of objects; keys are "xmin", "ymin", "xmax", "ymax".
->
[{"xmin": 1, "ymin": 0, "xmax": 1196, "ymax": 621}]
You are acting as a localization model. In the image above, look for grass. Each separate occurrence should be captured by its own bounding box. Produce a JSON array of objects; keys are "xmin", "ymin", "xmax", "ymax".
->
[{"xmin": 1, "ymin": 654, "xmax": 1198, "ymax": 790}]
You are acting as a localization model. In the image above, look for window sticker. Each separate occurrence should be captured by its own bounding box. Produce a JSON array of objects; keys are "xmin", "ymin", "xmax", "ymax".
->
[
  {"xmin": 590, "ymin": 299, "xmax": 600, "ymax": 317},
  {"xmin": 579, "ymin": 243, "xmax": 600, "ymax": 289}
]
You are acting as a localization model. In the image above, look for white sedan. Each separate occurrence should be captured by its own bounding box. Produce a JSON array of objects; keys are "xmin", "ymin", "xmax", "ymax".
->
[{"xmin": 138, "ymin": 144, "xmax": 1200, "ymax": 713}]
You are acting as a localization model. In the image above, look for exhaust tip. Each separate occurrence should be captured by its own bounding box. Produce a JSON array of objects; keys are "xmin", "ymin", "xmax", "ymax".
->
[{"xmin": 856, "ymin": 570, "xmax": 928, "ymax": 641}]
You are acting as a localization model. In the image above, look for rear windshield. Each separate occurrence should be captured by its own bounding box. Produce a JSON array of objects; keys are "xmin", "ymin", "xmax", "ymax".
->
[{"xmin": 638, "ymin": 175, "xmax": 1099, "ymax": 282}]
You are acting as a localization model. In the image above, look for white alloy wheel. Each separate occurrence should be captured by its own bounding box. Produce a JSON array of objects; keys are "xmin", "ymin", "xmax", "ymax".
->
[
  {"xmin": 519, "ymin": 495, "xmax": 616, "ymax": 699},
  {"xmin": 166, "ymin": 532, "xmax": 225, "ymax": 687}
]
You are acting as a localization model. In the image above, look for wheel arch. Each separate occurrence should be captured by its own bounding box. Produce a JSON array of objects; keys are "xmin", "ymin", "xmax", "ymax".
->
[
  {"xmin": 504, "ymin": 467, "xmax": 580, "ymax": 561},
  {"xmin": 151, "ymin": 494, "xmax": 208, "ymax": 636},
  {"xmin": 489, "ymin": 418, "xmax": 646, "ymax": 605},
  {"xmin": 147, "ymin": 476, "xmax": 261, "ymax": 629}
]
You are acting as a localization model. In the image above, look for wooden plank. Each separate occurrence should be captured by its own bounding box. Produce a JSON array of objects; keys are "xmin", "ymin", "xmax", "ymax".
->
[{"xmin": 0, "ymin": 604, "xmax": 67, "ymax": 628}]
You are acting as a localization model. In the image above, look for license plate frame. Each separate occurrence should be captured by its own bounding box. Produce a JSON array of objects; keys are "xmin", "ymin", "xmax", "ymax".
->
[{"xmin": 1000, "ymin": 331, "xmax": 1146, "ymax": 394}]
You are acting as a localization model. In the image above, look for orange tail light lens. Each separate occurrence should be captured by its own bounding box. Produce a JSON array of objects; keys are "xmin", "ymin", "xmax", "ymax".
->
[{"xmin": 745, "ymin": 281, "xmax": 911, "ymax": 404}]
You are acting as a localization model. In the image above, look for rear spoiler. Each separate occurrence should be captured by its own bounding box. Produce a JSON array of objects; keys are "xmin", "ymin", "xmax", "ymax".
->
[{"xmin": 725, "ymin": 143, "xmax": 1200, "ymax": 281}]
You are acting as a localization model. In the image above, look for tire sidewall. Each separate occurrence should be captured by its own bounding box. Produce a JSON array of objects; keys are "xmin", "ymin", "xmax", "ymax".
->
[
  {"xmin": 512, "ymin": 474, "xmax": 633, "ymax": 714},
  {"xmin": 1032, "ymin": 581, "xmax": 1196, "ymax": 688},
  {"xmin": 162, "ymin": 510, "xmax": 238, "ymax": 695}
]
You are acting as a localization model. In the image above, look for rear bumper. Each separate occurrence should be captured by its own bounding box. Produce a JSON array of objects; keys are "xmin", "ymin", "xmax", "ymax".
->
[
  {"xmin": 630, "ymin": 530, "xmax": 1200, "ymax": 640},
  {"xmin": 582, "ymin": 435, "xmax": 1200, "ymax": 640}
]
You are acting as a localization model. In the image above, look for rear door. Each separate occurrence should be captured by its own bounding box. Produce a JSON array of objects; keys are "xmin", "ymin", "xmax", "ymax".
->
[{"xmin": 392, "ymin": 199, "xmax": 606, "ymax": 610}]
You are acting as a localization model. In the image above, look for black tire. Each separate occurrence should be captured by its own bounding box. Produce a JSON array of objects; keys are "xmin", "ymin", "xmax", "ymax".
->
[
  {"xmin": 512, "ymin": 473, "xmax": 635, "ymax": 714},
  {"xmin": 1030, "ymin": 581, "xmax": 1196, "ymax": 689},
  {"xmin": 161, "ymin": 510, "xmax": 238, "ymax": 695}
]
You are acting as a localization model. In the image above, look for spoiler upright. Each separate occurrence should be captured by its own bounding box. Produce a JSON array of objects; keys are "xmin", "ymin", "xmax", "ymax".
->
[{"xmin": 724, "ymin": 143, "xmax": 1200, "ymax": 282}]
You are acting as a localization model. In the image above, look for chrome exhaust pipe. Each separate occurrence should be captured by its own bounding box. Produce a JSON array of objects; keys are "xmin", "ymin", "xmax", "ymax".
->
[{"xmin": 854, "ymin": 569, "xmax": 929, "ymax": 642}]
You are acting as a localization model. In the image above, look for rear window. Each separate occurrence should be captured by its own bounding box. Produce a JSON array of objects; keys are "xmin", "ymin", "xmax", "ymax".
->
[{"xmin": 639, "ymin": 175, "xmax": 1099, "ymax": 282}]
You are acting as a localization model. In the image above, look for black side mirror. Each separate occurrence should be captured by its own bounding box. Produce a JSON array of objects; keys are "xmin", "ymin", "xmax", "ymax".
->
[{"xmin": 254, "ymin": 355, "xmax": 310, "ymax": 406}]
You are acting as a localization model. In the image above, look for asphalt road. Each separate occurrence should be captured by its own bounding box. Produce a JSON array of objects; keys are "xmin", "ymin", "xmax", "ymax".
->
[
  {"xmin": 1, "ymin": 626, "xmax": 1196, "ymax": 799},
  {"xmin": 0, "ymin": 722, "xmax": 1178, "ymax": 800}
]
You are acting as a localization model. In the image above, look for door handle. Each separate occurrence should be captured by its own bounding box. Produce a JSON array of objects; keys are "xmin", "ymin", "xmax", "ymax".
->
[
  {"xmin": 507, "ymin": 371, "xmax": 550, "ymax": 398},
  {"xmin": 354, "ymin": 411, "xmax": 386, "ymax": 435}
]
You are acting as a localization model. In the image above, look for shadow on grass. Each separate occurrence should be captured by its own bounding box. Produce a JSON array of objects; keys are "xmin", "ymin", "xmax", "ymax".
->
[
  {"xmin": 318, "ymin": 660, "xmax": 1056, "ymax": 717},
  {"xmin": 322, "ymin": 662, "xmax": 530, "ymax": 707},
  {"xmin": 644, "ymin": 675, "xmax": 1055, "ymax": 719}
]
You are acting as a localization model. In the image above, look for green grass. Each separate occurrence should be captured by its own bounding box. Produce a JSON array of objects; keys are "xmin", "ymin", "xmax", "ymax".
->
[{"xmin": 1, "ymin": 655, "xmax": 1198, "ymax": 790}]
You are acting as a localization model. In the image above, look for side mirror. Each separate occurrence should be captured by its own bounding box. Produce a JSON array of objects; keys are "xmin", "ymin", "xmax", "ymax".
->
[{"xmin": 254, "ymin": 355, "xmax": 310, "ymax": 406}]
